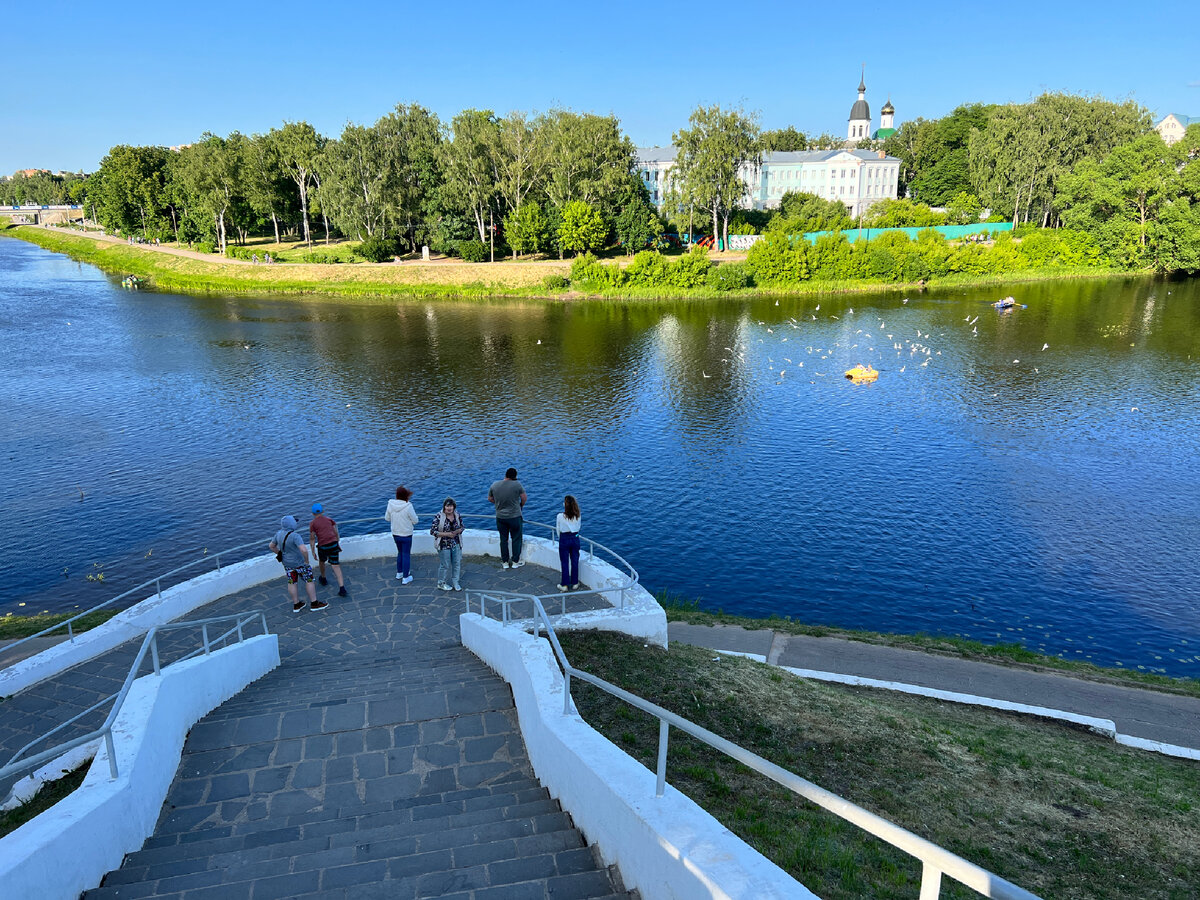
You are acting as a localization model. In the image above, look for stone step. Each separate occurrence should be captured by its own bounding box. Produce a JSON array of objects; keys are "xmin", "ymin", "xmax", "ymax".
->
[
  {"xmin": 93, "ymin": 828, "xmax": 599, "ymax": 899},
  {"xmin": 127, "ymin": 789, "xmax": 560, "ymax": 867}
]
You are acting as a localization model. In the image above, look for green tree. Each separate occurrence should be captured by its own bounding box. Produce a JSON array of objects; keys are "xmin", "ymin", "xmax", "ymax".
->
[
  {"xmin": 174, "ymin": 133, "xmax": 247, "ymax": 254},
  {"xmin": 375, "ymin": 103, "xmax": 443, "ymax": 252},
  {"xmin": 319, "ymin": 123, "xmax": 391, "ymax": 240},
  {"xmin": 673, "ymin": 104, "xmax": 761, "ymax": 251},
  {"xmin": 91, "ymin": 144, "xmax": 172, "ymax": 236},
  {"xmin": 245, "ymin": 131, "xmax": 293, "ymax": 244},
  {"xmin": 1060, "ymin": 132, "xmax": 1181, "ymax": 265},
  {"xmin": 504, "ymin": 200, "xmax": 549, "ymax": 258},
  {"xmin": 275, "ymin": 121, "xmax": 325, "ymax": 247},
  {"xmin": 540, "ymin": 110, "xmax": 637, "ymax": 216},
  {"xmin": 776, "ymin": 191, "xmax": 853, "ymax": 233},
  {"xmin": 441, "ymin": 109, "xmax": 500, "ymax": 244},
  {"xmin": 614, "ymin": 179, "xmax": 660, "ymax": 254},
  {"xmin": 760, "ymin": 126, "xmax": 807, "ymax": 152},
  {"xmin": 558, "ymin": 200, "xmax": 606, "ymax": 255},
  {"xmin": 944, "ymin": 191, "xmax": 983, "ymax": 224},
  {"xmin": 968, "ymin": 93, "xmax": 1149, "ymax": 227}
]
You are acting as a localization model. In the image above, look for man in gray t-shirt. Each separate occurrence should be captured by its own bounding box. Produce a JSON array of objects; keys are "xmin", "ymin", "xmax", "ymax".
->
[
  {"xmin": 488, "ymin": 467, "xmax": 527, "ymax": 569},
  {"xmin": 270, "ymin": 515, "xmax": 327, "ymax": 613}
]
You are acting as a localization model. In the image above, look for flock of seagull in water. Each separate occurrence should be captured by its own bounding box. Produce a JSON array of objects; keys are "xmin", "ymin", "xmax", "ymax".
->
[{"xmin": 700, "ymin": 295, "xmax": 1051, "ymax": 385}]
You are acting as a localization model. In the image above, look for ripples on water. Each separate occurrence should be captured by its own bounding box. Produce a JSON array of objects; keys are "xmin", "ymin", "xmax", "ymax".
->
[{"xmin": 2, "ymin": 237, "xmax": 1198, "ymax": 677}]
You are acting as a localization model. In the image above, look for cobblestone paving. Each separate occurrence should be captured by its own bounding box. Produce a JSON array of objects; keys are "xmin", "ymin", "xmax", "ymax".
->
[{"xmin": 5, "ymin": 553, "xmax": 632, "ymax": 899}]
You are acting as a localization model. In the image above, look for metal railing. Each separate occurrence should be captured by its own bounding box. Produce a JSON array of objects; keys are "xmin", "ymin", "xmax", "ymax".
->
[
  {"xmin": 469, "ymin": 592, "xmax": 1041, "ymax": 900},
  {"xmin": 0, "ymin": 611, "xmax": 269, "ymax": 789},
  {"xmin": 1, "ymin": 512, "xmax": 639, "ymax": 669}
]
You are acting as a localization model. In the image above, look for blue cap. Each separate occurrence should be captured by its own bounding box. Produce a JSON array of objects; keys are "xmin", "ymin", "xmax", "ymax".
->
[{"xmin": 311, "ymin": 503, "xmax": 323, "ymax": 514}]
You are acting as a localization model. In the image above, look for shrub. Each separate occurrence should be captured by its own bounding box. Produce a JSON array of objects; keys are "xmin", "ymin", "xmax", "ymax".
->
[
  {"xmin": 355, "ymin": 235, "xmax": 398, "ymax": 262},
  {"xmin": 746, "ymin": 230, "xmax": 808, "ymax": 284},
  {"xmin": 542, "ymin": 273, "xmax": 569, "ymax": 291},
  {"xmin": 624, "ymin": 250, "xmax": 670, "ymax": 286},
  {"xmin": 569, "ymin": 252, "xmax": 625, "ymax": 288},
  {"xmin": 559, "ymin": 201, "xmax": 608, "ymax": 256},
  {"xmin": 194, "ymin": 241, "xmax": 215, "ymax": 254},
  {"xmin": 705, "ymin": 263, "xmax": 752, "ymax": 291},
  {"xmin": 457, "ymin": 240, "xmax": 488, "ymax": 262},
  {"xmin": 667, "ymin": 246, "xmax": 713, "ymax": 288}
]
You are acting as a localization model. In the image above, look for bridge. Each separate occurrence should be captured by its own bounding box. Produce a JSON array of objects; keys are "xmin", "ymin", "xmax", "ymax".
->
[{"xmin": 0, "ymin": 204, "xmax": 85, "ymax": 225}]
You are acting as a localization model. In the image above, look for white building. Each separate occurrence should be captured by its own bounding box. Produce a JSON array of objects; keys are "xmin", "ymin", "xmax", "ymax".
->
[
  {"xmin": 638, "ymin": 74, "xmax": 901, "ymax": 219},
  {"xmin": 637, "ymin": 147, "xmax": 900, "ymax": 218},
  {"xmin": 1155, "ymin": 114, "xmax": 1195, "ymax": 146}
]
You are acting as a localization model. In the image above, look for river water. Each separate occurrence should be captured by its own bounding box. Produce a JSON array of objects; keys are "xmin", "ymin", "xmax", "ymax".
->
[{"xmin": 2, "ymin": 237, "xmax": 1198, "ymax": 676}]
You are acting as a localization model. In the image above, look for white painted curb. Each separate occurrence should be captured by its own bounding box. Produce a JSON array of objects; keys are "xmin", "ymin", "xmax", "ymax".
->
[
  {"xmin": 0, "ymin": 633, "xmax": 280, "ymax": 900},
  {"xmin": 714, "ymin": 651, "xmax": 1200, "ymax": 760},
  {"xmin": 461, "ymin": 613, "xmax": 812, "ymax": 900}
]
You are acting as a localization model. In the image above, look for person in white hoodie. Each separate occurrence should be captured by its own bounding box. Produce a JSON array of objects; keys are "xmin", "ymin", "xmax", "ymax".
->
[{"xmin": 384, "ymin": 485, "xmax": 419, "ymax": 583}]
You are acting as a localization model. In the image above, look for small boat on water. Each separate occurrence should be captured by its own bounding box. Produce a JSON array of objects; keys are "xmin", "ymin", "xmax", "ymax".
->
[
  {"xmin": 845, "ymin": 365, "xmax": 878, "ymax": 384},
  {"xmin": 993, "ymin": 295, "xmax": 1026, "ymax": 310}
]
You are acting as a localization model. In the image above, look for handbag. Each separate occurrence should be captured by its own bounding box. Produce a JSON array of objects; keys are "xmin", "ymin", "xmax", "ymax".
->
[{"xmin": 275, "ymin": 530, "xmax": 293, "ymax": 563}]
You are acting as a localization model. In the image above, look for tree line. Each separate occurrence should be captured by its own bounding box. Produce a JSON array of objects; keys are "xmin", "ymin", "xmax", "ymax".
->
[{"xmin": 6, "ymin": 94, "xmax": 1200, "ymax": 274}]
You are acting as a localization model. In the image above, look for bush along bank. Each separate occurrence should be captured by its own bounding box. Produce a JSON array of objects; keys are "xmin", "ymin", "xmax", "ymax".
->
[{"xmin": 5, "ymin": 224, "xmax": 1146, "ymax": 302}]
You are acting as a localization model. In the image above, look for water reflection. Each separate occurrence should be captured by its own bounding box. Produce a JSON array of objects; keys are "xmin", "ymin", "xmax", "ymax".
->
[{"xmin": 1, "ymin": 236, "xmax": 1198, "ymax": 677}]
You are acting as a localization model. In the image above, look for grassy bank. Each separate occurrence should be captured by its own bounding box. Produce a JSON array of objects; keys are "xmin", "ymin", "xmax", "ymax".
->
[
  {"xmin": 2, "ymin": 226, "xmax": 1147, "ymax": 302},
  {"xmin": 560, "ymin": 631, "xmax": 1199, "ymax": 900},
  {"xmin": 0, "ymin": 609, "xmax": 122, "ymax": 641},
  {"xmin": 660, "ymin": 599, "xmax": 1200, "ymax": 699}
]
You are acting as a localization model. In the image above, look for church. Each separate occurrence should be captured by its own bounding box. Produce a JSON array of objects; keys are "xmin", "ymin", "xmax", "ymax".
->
[{"xmin": 637, "ymin": 73, "xmax": 902, "ymax": 217}]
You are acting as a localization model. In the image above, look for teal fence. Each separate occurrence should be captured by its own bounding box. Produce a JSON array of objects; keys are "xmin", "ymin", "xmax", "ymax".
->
[{"xmin": 802, "ymin": 222, "xmax": 1014, "ymax": 245}]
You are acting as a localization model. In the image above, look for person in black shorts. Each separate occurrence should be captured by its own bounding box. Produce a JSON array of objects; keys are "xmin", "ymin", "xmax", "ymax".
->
[{"xmin": 309, "ymin": 503, "xmax": 348, "ymax": 596}]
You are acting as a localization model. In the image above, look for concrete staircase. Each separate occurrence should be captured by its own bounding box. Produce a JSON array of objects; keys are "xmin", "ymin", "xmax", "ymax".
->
[{"xmin": 82, "ymin": 644, "xmax": 633, "ymax": 899}]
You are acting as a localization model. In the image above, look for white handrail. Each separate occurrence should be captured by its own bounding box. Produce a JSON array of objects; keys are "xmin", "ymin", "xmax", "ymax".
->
[
  {"xmin": 2, "ymin": 512, "xmax": 638, "ymax": 665},
  {"xmin": 471, "ymin": 592, "xmax": 1042, "ymax": 900},
  {"xmin": 1, "ymin": 611, "xmax": 269, "ymax": 789}
]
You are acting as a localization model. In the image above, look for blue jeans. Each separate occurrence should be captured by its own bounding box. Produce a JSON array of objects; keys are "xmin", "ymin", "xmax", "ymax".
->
[
  {"xmin": 437, "ymin": 544, "xmax": 462, "ymax": 587},
  {"xmin": 393, "ymin": 535, "xmax": 412, "ymax": 576},
  {"xmin": 558, "ymin": 532, "xmax": 580, "ymax": 587},
  {"xmin": 497, "ymin": 516, "xmax": 523, "ymax": 563}
]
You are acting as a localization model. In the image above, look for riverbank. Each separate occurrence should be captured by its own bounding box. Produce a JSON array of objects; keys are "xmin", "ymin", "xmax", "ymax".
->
[
  {"xmin": 1, "ymin": 225, "xmax": 1149, "ymax": 302},
  {"xmin": 561, "ymin": 630, "xmax": 1200, "ymax": 900}
]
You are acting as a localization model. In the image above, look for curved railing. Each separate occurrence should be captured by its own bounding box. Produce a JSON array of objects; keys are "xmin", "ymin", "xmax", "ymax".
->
[
  {"xmin": 0, "ymin": 512, "xmax": 639, "ymax": 668},
  {"xmin": 467, "ymin": 594, "xmax": 1042, "ymax": 900},
  {"xmin": 0, "ymin": 610, "xmax": 269, "ymax": 793}
]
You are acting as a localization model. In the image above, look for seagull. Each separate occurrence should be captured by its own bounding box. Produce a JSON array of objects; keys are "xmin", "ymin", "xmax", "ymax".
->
[
  {"xmin": 902, "ymin": 298, "xmax": 909, "ymax": 304},
  {"xmin": 1012, "ymin": 359, "xmax": 1020, "ymax": 364},
  {"xmin": 1042, "ymin": 343, "xmax": 1049, "ymax": 351},
  {"xmin": 536, "ymin": 339, "xmax": 542, "ymax": 345},
  {"xmin": 702, "ymin": 372, "xmax": 711, "ymax": 378},
  {"xmin": 815, "ymin": 304, "xmax": 820, "ymax": 311},
  {"xmin": 847, "ymin": 308, "xmax": 853, "ymax": 314},
  {"xmin": 972, "ymin": 326, "xmax": 978, "ymax": 335}
]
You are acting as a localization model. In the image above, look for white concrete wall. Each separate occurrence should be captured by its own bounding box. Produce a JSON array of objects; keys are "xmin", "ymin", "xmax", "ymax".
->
[
  {"xmin": 461, "ymin": 613, "xmax": 811, "ymax": 900},
  {"xmin": 0, "ymin": 633, "xmax": 280, "ymax": 900}
]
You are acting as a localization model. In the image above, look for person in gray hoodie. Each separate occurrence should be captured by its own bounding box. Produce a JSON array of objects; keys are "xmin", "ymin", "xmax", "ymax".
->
[
  {"xmin": 384, "ymin": 485, "xmax": 420, "ymax": 583},
  {"xmin": 270, "ymin": 515, "xmax": 326, "ymax": 613}
]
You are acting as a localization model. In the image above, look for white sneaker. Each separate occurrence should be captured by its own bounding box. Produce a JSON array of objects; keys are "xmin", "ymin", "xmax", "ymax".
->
[
  {"xmin": 395, "ymin": 573, "xmax": 403, "ymax": 580},
  {"xmin": 453, "ymin": 584, "xmax": 462, "ymax": 591},
  {"xmin": 438, "ymin": 582, "xmax": 452, "ymax": 591},
  {"xmin": 557, "ymin": 584, "xmax": 567, "ymax": 592},
  {"xmin": 402, "ymin": 575, "xmax": 413, "ymax": 585},
  {"xmin": 512, "ymin": 560, "xmax": 525, "ymax": 568},
  {"xmin": 501, "ymin": 562, "xmax": 511, "ymax": 570}
]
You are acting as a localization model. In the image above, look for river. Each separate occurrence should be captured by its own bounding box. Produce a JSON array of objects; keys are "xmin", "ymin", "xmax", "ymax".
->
[{"xmin": 2, "ymin": 236, "xmax": 1198, "ymax": 677}]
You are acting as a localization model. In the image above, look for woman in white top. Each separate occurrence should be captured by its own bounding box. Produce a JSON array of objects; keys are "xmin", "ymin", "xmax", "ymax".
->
[
  {"xmin": 556, "ymin": 495, "xmax": 582, "ymax": 592},
  {"xmin": 384, "ymin": 485, "xmax": 419, "ymax": 583}
]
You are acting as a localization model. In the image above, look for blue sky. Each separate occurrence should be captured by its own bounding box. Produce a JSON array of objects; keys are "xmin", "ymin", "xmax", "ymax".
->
[{"xmin": 4, "ymin": 0, "xmax": 1197, "ymax": 174}]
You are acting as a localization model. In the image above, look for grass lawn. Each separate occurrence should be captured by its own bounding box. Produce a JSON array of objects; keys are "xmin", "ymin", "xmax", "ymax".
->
[{"xmin": 558, "ymin": 631, "xmax": 1199, "ymax": 900}]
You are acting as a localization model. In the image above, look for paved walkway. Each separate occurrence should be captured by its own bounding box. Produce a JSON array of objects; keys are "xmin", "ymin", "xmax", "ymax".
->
[
  {"xmin": 4, "ymin": 554, "xmax": 630, "ymax": 899},
  {"xmin": 669, "ymin": 622, "xmax": 1200, "ymax": 753}
]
